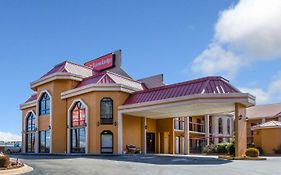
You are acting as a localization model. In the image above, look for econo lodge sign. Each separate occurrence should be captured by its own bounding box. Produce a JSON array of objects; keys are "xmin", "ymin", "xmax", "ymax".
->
[{"xmin": 84, "ymin": 53, "xmax": 115, "ymax": 71}]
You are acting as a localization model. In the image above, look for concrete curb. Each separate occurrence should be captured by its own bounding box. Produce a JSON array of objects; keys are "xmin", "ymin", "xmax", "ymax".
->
[{"xmin": 0, "ymin": 164, "xmax": 33, "ymax": 175}]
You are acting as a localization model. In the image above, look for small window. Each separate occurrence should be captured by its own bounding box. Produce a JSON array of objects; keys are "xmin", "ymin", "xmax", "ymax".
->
[
  {"xmin": 101, "ymin": 131, "xmax": 113, "ymax": 153},
  {"xmin": 227, "ymin": 118, "xmax": 231, "ymax": 134},
  {"xmin": 39, "ymin": 130, "xmax": 50, "ymax": 153},
  {"xmin": 71, "ymin": 101, "xmax": 86, "ymax": 127},
  {"xmin": 26, "ymin": 112, "xmax": 36, "ymax": 132},
  {"xmin": 39, "ymin": 92, "xmax": 50, "ymax": 116},
  {"xmin": 100, "ymin": 98, "xmax": 113, "ymax": 124},
  {"xmin": 218, "ymin": 118, "xmax": 223, "ymax": 134}
]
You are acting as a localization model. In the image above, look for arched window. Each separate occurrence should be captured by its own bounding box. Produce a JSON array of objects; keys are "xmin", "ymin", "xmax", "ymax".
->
[
  {"xmin": 39, "ymin": 92, "xmax": 50, "ymax": 116},
  {"xmin": 227, "ymin": 118, "xmax": 231, "ymax": 135},
  {"xmin": 26, "ymin": 112, "xmax": 36, "ymax": 132},
  {"xmin": 70, "ymin": 101, "xmax": 86, "ymax": 153},
  {"xmin": 26, "ymin": 112, "xmax": 36, "ymax": 153},
  {"xmin": 218, "ymin": 118, "xmax": 223, "ymax": 134},
  {"xmin": 100, "ymin": 97, "xmax": 113, "ymax": 124},
  {"xmin": 101, "ymin": 131, "xmax": 113, "ymax": 153}
]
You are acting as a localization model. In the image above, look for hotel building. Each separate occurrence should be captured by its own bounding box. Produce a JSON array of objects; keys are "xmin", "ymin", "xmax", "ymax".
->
[{"xmin": 20, "ymin": 50, "xmax": 255, "ymax": 156}]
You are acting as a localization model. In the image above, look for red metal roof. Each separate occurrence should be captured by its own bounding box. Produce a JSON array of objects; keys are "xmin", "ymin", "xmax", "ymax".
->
[
  {"xmin": 124, "ymin": 76, "xmax": 240, "ymax": 105},
  {"xmin": 42, "ymin": 61, "xmax": 67, "ymax": 78},
  {"xmin": 25, "ymin": 94, "xmax": 37, "ymax": 103},
  {"xmin": 76, "ymin": 72, "xmax": 115, "ymax": 88},
  {"xmin": 41, "ymin": 61, "xmax": 92, "ymax": 78}
]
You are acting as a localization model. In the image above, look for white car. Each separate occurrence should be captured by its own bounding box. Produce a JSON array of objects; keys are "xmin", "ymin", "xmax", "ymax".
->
[{"xmin": 3, "ymin": 144, "xmax": 21, "ymax": 154}]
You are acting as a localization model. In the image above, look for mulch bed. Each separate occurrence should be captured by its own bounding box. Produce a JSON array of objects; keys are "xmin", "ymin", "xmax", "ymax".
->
[{"xmin": 0, "ymin": 160, "xmax": 24, "ymax": 171}]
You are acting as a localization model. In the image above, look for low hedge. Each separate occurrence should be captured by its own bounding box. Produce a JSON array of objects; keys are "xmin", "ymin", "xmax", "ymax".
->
[
  {"xmin": 203, "ymin": 143, "xmax": 230, "ymax": 154},
  {"xmin": 245, "ymin": 148, "xmax": 260, "ymax": 157}
]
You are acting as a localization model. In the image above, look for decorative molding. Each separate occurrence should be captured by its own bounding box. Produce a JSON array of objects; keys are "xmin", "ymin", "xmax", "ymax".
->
[
  {"xmin": 61, "ymin": 84, "xmax": 137, "ymax": 99},
  {"xmin": 20, "ymin": 100, "xmax": 37, "ymax": 110},
  {"xmin": 31, "ymin": 72, "xmax": 84, "ymax": 89}
]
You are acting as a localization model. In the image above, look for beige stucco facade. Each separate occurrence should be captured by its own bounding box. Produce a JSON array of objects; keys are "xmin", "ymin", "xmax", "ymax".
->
[{"xmin": 253, "ymin": 128, "xmax": 281, "ymax": 154}]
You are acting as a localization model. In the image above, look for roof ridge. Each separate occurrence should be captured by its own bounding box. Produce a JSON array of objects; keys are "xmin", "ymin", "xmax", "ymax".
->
[
  {"xmin": 81, "ymin": 72, "xmax": 106, "ymax": 81},
  {"xmin": 132, "ymin": 76, "xmax": 226, "ymax": 95},
  {"xmin": 106, "ymin": 71, "xmax": 143, "ymax": 84},
  {"xmin": 65, "ymin": 61, "xmax": 93, "ymax": 71}
]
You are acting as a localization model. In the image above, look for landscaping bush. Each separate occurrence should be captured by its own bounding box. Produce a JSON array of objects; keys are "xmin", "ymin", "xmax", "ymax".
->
[
  {"xmin": 0, "ymin": 154, "xmax": 10, "ymax": 168},
  {"xmin": 203, "ymin": 143, "xmax": 229, "ymax": 154},
  {"xmin": 203, "ymin": 144, "xmax": 217, "ymax": 154},
  {"xmin": 245, "ymin": 148, "xmax": 260, "ymax": 157},
  {"xmin": 216, "ymin": 143, "xmax": 228, "ymax": 154},
  {"xmin": 273, "ymin": 144, "xmax": 281, "ymax": 154},
  {"xmin": 226, "ymin": 140, "xmax": 235, "ymax": 156}
]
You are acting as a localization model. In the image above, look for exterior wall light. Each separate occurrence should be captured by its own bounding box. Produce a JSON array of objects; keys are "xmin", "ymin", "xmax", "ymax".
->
[
  {"xmin": 238, "ymin": 115, "xmax": 243, "ymax": 120},
  {"xmin": 145, "ymin": 125, "xmax": 148, "ymax": 130}
]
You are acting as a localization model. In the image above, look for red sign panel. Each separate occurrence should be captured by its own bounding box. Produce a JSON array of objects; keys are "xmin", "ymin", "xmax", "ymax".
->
[{"xmin": 84, "ymin": 53, "xmax": 115, "ymax": 71}]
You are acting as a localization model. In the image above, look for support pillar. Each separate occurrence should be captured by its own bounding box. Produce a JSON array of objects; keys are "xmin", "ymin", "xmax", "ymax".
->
[
  {"xmin": 142, "ymin": 117, "xmax": 147, "ymax": 154},
  {"xmin": 117, "ymin": 112, "xmax": 123, "ymax": 154},
  {"xmin": 235, "ymin": 103, "xmax": 247, "ymax": 157},
  {"xmin": 204, "ymin": 115, "xmax": 210, "ymax": 145},
  {"xmin": 184, "ymin": 116, "xmax": 190, "ymax": 155},
  {"xmin": 262, "ymin": 118, "xmax": 266, "ymax": 123},
  {"xmin": 279, "ymin": 117, "xmax": 281, "ymax": 122}
]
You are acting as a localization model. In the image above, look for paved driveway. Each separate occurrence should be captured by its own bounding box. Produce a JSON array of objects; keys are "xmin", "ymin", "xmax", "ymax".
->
[{"xmin": 11, "ymin": 154, "xmax": 281, "ymax": 175}]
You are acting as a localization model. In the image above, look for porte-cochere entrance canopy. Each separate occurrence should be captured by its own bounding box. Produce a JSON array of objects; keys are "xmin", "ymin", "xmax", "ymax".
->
[{"xmin": 118, "ymin": 76, "xmax": 255, "ymax": 157}]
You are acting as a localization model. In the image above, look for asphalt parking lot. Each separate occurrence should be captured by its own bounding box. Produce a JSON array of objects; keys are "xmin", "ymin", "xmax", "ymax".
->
[{"xmin": 11, "ymin": 154, "xmax": 281, "ymax": 175}]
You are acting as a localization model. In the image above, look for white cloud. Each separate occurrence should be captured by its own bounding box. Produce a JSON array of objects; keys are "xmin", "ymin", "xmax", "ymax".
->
[
  {"xmin": 191, "ymin": 0, "xmax": 281, "ymax": 77},
  {"xmin": 239, "ymin": 87, "xmax": 271, "ymax": 104},
  {"xmin": 0, "ymin": 131, "xmax": 21, "ymax": 142},
  {"xmin": 215, "ymin": 0, "xmax": 281, "ymax": 59},
  {"xmin": 240, "ymin": 76, "xmax": 281, "ymax": 104},
  {"xmin": 192, "ymin": 44, "xmax": 243, "ymax": 78}
]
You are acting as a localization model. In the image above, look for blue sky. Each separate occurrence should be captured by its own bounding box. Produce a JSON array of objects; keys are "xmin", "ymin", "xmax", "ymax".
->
[{"xmin": 1, "ymin": 0, "xmax": 281, "ymax": 138}]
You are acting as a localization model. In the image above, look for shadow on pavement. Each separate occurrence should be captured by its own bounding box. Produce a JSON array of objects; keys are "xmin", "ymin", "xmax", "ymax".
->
[{"xmin": 11, "ymin": 154, "xmax": 231, "ymax": 165}]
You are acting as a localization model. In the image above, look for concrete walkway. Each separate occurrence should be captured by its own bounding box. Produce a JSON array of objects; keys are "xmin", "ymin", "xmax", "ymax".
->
[{"xmin": 11, "ymin": 154, "xmax": 281, "ymax": 175}]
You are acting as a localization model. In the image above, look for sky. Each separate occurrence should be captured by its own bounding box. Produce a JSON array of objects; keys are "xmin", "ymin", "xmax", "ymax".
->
[{"xmin": 1, "ymin": 0, "xmax": 281, "ymax": 140}]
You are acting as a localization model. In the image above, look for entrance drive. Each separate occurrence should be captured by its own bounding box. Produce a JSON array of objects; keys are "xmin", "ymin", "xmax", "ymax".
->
[{"xmin": 146, "ymin": 133, "xmax": 156, "ymax": 153}]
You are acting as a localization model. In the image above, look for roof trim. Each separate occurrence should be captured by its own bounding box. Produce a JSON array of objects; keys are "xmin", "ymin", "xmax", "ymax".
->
[
  {"xmin": 31, "ymin": 72, "xmax": 84, "ymax": 89},
  {"xmin": 20, "ymin": 100, "xmax": 36, "ymax": 110},
  {"xmin": 61, "ymin": 83, "xmax": 139, "ymax": 99},
  {"xmin": 252, "ymin": 121, "xmax": 281, "ymax": 130},
  {"xmin": 119, "ymin": 93, "xmax": 255, "ymax": 112}
]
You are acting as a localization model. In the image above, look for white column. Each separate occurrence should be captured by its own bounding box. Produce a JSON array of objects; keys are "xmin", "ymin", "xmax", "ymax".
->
[
  {"xmin": 262, "ymin": 118, "xmax": 266, "ymax": 123},
  {"xmin": 118, "ymin": 112, "xmax": 123, "ymax": 154},
  {"xmin": 212, "ymin": 116, "xmax": 218, "ymax": 144},
  {"xmin": 142, "ymin": 117, "xmax": 147, "ymax": 154},
  {"xmin": 204, "ymin": 115, "xmax": 210, "ymax": 145},
  {"xmin": 278, "ymin": 117, "xmax": 281, "ymax": 122},
  {"xmin": 184, "ymin": 116, "xmax": 190, "ymax": 155}
]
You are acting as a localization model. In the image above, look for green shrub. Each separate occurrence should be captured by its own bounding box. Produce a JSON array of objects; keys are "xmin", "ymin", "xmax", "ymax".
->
[
  {"xmin": 203, "ymin": 144, "xmax": 217, "ymax": 154},
  {"xmin": 0, "ymin": 155, "xmax": 10, "ymax": 168},
  {"xmin": 273, "ymin": 145, "xmax": 281, "ymax": 154},
  {"xmin": 203, "ymin": 143, "xmax": 229, "ymax": 154},
  {"xmin": 245, "ymin": 148, "xmax": 260, "ymax": 157},
  {"xmin": 226, "ymin": 140, "xmax": 235, "ymax": 156},
  {"xmin": 217, "ymin": 143, "xmax": 228, "ymax": 154}
]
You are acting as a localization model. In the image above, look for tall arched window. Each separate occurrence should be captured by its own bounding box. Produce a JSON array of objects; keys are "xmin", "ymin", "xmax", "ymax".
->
[
  {"xmin": 218, "ymin": 118, "xmax": 223, "ymax": 134},
  {"xmin": 39, "ymin": 92, "xmax": 50, "ymax": 116},
  {"xmin": 227, "ymin": 118, "xmax": 231, "ymax": 135},
  {"xmin": 70, "ymin": 101, "xmax": 86, "ymax": 153},
  {"xmin": 26, "ymin": 112, "xmax": 36, "ymax": 153},
  {"xmin": 100, "ymin": 97, "xmax": 113, "ymax": 124},
  {"xmin": 101, "ymin": 131, "xmax": 113, "ymax": 154}
]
